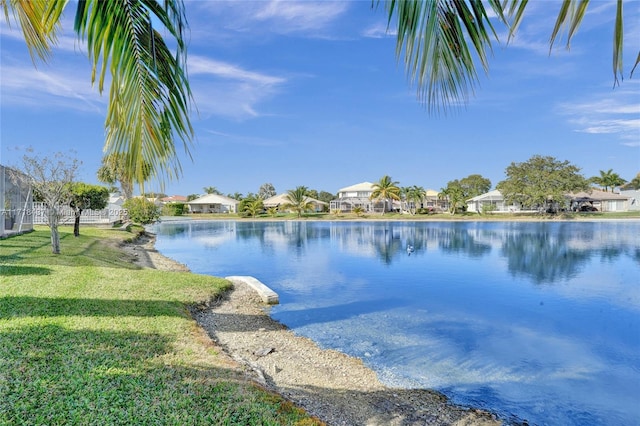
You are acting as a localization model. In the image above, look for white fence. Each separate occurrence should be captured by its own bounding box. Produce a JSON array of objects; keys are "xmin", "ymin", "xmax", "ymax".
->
[{"xmin": 31, "ymin": 202, "xmax": 127, "ymax": 225}]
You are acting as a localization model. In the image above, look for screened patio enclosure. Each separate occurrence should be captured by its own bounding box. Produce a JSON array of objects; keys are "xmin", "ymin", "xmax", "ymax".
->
[{"xmin": 1, "ymin": 165, "xmax": 33, "ymax": 237}]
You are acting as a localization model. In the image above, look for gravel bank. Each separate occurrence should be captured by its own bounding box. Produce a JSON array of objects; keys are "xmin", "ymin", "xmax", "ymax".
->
[{"xmin": 124, "ymin": 232, "xmax": 502, "ymax": 426}]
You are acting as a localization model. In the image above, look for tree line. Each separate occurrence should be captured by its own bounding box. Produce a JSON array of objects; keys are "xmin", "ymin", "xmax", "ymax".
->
[
  {"xmin": 366, "ymin": 156, "xmax": 638, "ymax": 216},
  {"xmin": 9, "ymin": 149, "xmax": 640, "ymax": 254}
]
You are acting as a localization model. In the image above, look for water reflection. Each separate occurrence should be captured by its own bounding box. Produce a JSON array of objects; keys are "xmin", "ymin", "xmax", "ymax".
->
[
  {"xmin": 155, "ymin": 221, "xmax": 639, "ymax": 285},
  {"xmin": 500, "ymin": 226, "xmax": 591, "ymax": 284},
  {"xmin": 152, "ymin": 220, "xmax": 640, "ymax": 426}
]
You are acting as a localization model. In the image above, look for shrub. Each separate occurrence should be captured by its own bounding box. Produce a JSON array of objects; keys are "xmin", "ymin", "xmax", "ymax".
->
[
  {"xmin": 162, "ymin": 202, "xmax": 185, "ymax": 216},
  {"xmin": 481, "ymin": 204, "xmax": 496, "ymax": 215},
  {"xmin": 417, "ymin": 207, "xmax": 436, "ymax": 215},
  {"xmin": 123, "ymin": 198, "xmax": 160, "ymax": 224}
]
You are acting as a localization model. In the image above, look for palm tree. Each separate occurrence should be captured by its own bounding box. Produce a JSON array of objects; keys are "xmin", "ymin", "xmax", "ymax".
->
[
  {"xmin": 243, "ymin": 198, "xmax": 264, "ymax": 218},
  {"xmin": 400, "ymin": 186, "xmax": 412, "ymax": 213},
  {"xmin": 282, "ymin": 186, "xmax": 315, "ymax": 218},
  {"xmin": 591, "ymin": 169, "xmax": 627, "ymax": 192},
  {"xmin": 203, "ymin": 186, "xmax": 221, "ymax": 195},
  {"xmin": 352, "ymin": 206, "xmax": 365, "ymax": 217},
  {"xmin": 407, "ymin": 185, "xmax": 426, "ymax": 215},
  {"xmin": 439, "ymin": 185, "xmax": 465, "ymax": 215},
  {"xmin": 97, "ymin": 153, "xmax": 151, "ymax": 200},
  {"xmin": 385, "ymin": 1, "xmax": 638, "ymax": 113},
  {"xmin": 370, "ymin": 175, "xmax": 401, "ymax": 215},
  {"xmin": 604, "ymin": 172, "xmax": 626, "ymax": 192},
  {"xmin": 4, "ymin": 0, "xmax": 193, "ymax": 185}
]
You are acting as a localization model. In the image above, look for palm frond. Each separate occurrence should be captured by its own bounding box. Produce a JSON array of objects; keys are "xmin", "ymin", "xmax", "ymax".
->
[
  {"xmin": 503, "ymin": 0, "xmax": 529, "ymax": 42},
  {"xmin": 1, "ymin": 0, "xmax": 65, "ymax": 63},
  {"xmin": 548, "ymin": 0, "xmax": 590, "ymax": 52},
  {"xmin": 74, "ymin": 0, "xmax": 194, "ymax": 185},
  {"xmin": 612, "ymin": 0, "xmax": 624, "ymax": 85},
  {"xmin": 385, "ymin": 0, "xmax": 503, "ymax": 113}
]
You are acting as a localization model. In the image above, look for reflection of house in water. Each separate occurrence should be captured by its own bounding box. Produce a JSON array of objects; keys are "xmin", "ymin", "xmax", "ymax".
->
[
  {"xmin": 328, "ymin": 222, "xmax": 495, "ymax": 263},
  {"xmin": 158, "ymin": 221, "xmax": 639, "ymax": 286},
  {"xmin": 498, "ymin": 222, "xmax": 639, "ymax": 283},
  {"xmin": 190, "ymin": 222, "xmax": 238, "ymax": 247}
]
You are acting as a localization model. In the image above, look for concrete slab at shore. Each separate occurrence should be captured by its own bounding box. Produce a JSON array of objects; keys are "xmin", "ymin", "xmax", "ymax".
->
[{"xmin": 225, "ymin": 276, "xmax": 279, "ymax": 305}]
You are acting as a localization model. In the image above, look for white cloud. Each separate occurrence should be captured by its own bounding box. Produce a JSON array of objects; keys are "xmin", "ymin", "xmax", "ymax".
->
[
  {"xmin": 253, "ymin": 0, "xmax": 348, "ymax": 32},
  {"xmin": 556, "ymin": 85, "xmax": 640, "ymax": 144},
  {"xmin": 188, "ymin": 55, "xmax": 286, "ymax": 120},
  {"xmin": 190, "ymin": 0, "xmax": 348, "ymax": 37},
  {"xmin": 579, "ymin": 118, "xmax": 640, "ymax": 135},
  {"xmin": 0, "ymin": 63, "xmax": 105, "ymax": 113},
  {"xmin": 202, "ymin": 129, "xmax": 285, "ymax": 148},
  {"xmin": 189, "ymin": 55, "xmax": 285, "ymax": 85},
  {"xmin": 362, "ymin": 23, "xmax": 395, "ymax": 39}
]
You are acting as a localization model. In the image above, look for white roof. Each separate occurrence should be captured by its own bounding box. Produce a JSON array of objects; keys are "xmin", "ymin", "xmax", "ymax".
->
[
  {"xmin": 569, "ymin": 190, "xmax": 629, "ymax": 201},
  {"xmin": 188, "ymin": 193, "xmax": 239, "ymax": 205},
  {"xmin": 467, "ymin": 190, "xmax": 503, "ymax": 202},
  {"xmin": 108, "ymin": 194, "xmax": 125, "ymax": 205},
  {"xmin": 338, "ymin": 182, "xmax": 375, "ymax": 193},
  {"xmin": 263, "ymin": 193, "xmax": 327, "ymax": 207}
]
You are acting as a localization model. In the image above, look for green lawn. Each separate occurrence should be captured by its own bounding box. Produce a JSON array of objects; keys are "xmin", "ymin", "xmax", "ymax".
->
[{"xmin": 0, "ymin": 227, "xmax": 321, "ymax": 426}]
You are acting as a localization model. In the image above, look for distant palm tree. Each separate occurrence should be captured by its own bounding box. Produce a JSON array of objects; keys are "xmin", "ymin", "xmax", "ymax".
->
[
  {"xmin": 266, "ymin": 207, "xmax": 278, "ymax": 217},
  {"xmin": 282, "ymin": 186, "xmax": 314, "ymax": 218},
  {"xmin": 400, "ymin": 186, "xmax": 412, "ymax": 213},
  {"xmin": 439, "ymin": 186, "xmax": 465, "ymax": 215},
  {"xmin": 4, "ymin": 0, "xmax": 193, "ymax": 184},
  {"xmin": 370, "ymin": 175, "xmax": 401, "ymax": 215},
  {"xmin": 352, "ymin": 206, "xmax": 365, "ymax": 217},
  {"xmin": 203, "ymin": 186, "xmax": 221, "ymax": 195},
  {"xmin": 243, "ymin": 198, "xmax": 264, "ymax": 218},
  {"xmin": 407, "ymin": 185, "xmax": 426, "ymax": 215},
  {"xmin": 591, "ymin": 169, "xmax": 627, "ymax": 192}
]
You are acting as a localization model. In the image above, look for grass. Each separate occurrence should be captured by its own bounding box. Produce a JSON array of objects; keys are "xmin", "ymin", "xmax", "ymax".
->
[{"xmin": 0, "ymin": 226, "xmax": 323, "ymax": 426}]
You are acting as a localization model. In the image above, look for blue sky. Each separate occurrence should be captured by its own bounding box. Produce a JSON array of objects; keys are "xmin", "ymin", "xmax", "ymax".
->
[{"xmin": 1, "ymin": 1, "xmax": 639, "ymax": 197}]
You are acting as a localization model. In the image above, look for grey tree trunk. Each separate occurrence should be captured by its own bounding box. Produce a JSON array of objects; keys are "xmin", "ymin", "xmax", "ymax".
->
[
  {"xmin": 48, "ymin": 208, "xmax": 61, "ymax": 254},
  {"xmin": 73, "ymin": 207, "xmax": 82, "ymax": 237}
]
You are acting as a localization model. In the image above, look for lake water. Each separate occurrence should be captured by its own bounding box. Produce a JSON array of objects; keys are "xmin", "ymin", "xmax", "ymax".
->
[{"xmin": 151, "ymin": 220, "xmax": 640, "ymax": 425}]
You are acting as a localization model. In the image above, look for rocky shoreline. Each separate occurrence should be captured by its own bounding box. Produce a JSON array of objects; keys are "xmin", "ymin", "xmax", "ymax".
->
[{"xmin": 123, "ymin": 232, "xmax": 502, "ymax": 425}]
